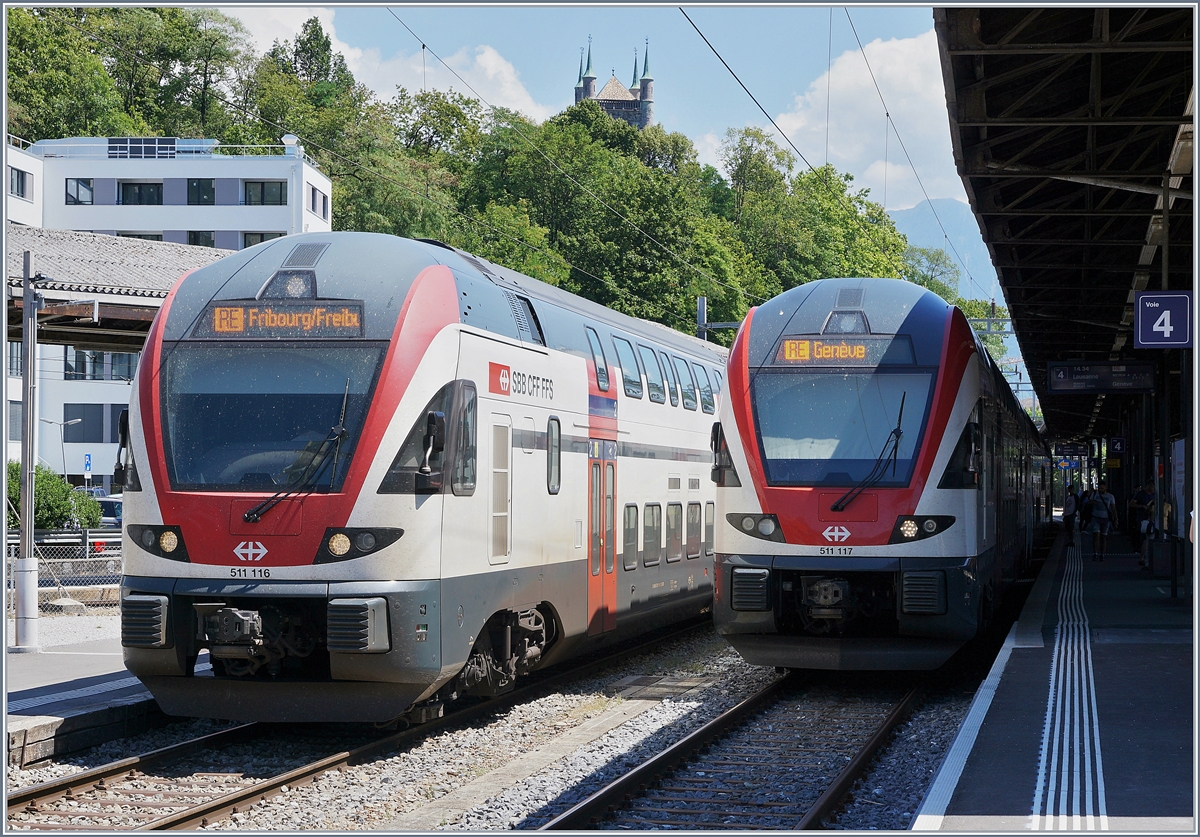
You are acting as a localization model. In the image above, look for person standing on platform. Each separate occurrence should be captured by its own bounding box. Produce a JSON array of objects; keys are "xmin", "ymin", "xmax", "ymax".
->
[
  {"xmin": 1086, "ymin": 481, "xmax": 1117, "ymax": 561},
  {"xmin": 1063, "ymin": 484, "xmax": 1079, "ymax": 547},
  {"xmin": 1078, "ymin": 486, "xmax": 1094, "ymax": 540},
  {"xmin": 1129, "ymin": 480, "xmax": 1155, "ymax": 569}
]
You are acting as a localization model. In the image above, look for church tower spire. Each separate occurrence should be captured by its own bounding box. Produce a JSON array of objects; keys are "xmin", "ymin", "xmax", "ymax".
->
[
  {"xmin": 638, "ymin": 40, "xmax": 654, "ymax": 128},
  {"xmin": 630, "ymin": 48, "xmax": 640, "ymax": 93},
  {"xmin": 581, "ymin": 36, "xmax": 596, "ymax": 99},
  {"xmin": 575, "ymin": 47, "xmax": 585, "ymax": 103}
]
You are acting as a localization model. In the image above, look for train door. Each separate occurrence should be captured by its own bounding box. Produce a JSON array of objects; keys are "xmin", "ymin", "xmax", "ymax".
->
[
  {"xmin": 587, "ymin": 439, "xmax": 617, "ymax": 635},
  {"xmin": 489, "ymin": 415, "xmax": 512, "ymax": 566}
]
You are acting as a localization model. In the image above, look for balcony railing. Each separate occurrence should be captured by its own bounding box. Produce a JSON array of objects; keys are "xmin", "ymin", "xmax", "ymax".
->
[{"xmin": 6, "ymin": 136, "xmax": 320, "ymax": 169}]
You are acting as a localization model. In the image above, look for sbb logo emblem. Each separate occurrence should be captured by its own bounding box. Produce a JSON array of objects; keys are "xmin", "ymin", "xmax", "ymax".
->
[{"xmin": 489, "ymin": 362, "xmax": 511, "ymax": 395}]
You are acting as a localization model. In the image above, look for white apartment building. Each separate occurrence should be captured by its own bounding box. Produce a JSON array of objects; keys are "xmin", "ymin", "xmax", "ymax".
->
[
  {"xmin": 4, "ymin": 135, "xmax": 333, "ymax": 486},
  {"xmin": 6, "ymin": 134, "xmax": 332, "ymax": 247}
]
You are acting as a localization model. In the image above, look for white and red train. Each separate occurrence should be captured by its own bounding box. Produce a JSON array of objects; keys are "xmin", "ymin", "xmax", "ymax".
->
[
  {"xmin": 118, "ymin": 232, "xmax": 727, "ymax": 722},
  {"xmin": 712, "ymin": 278, "xmax": 1051, "ymax": 670}
]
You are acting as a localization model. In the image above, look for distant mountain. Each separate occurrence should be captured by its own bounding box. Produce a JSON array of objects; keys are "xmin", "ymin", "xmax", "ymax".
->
[{"xmin": 888, "ymin": 198, "xmax": 997, "ymax": 301}]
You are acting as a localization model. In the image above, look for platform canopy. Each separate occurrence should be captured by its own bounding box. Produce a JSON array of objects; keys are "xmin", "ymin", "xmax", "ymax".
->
[
  {"xmin": 5, "ymin": 225, "xmax": 231, "ymax": 351},
  {"xmin": 935, "ymin": 8, "xmax": 1193, "ymax": 440}
]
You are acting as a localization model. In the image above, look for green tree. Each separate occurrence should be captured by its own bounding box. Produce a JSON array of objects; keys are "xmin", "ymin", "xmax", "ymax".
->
[
  {"xmin": 549, "ymin": 99, "xmax": 638, "ymax": 156},
  {"xmin": 720, "ymin": 127, "xmax": 793, "ymax": 222},
  {"xmin": 901, "ymin": 245, "xmax": 960, "ymax": 302},
  {"xmin": 390, "ymin": 87, "xmax": 486, "ymax": 174},
  {"xmin": 5, "ymin": 8, "xmax": 143, "ymax": 140},
  {"xmin": 447, "ymin": 200, "xmax": 569, "ymax": 286},
  {"xmin": 6, "ymin": 461, "xmax": 100, "ymax": 530}
]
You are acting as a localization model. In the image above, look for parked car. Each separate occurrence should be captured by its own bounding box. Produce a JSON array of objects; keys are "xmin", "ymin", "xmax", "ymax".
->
[
  {"xmin": 73, "ymin": 485, "xmax": 107, "ymax": 498},
  {"xmin": 98, "ymin": 494, "xmax": 122, "ymax": 528}
]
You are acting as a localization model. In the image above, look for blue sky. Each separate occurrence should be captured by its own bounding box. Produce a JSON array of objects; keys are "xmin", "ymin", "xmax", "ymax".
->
[{"xmin": 221, "ymin": 5, "xmax": 970, "ymax": 212}]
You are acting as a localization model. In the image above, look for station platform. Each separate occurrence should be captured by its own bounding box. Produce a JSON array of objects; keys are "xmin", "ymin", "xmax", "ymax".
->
[
  {"xmin": 915, "ymin": 526, "xmax": 1194, "ymax": 832},
  {"xmin": 5, "ymin": 636, "xmax": 210, "ymax": 768}
]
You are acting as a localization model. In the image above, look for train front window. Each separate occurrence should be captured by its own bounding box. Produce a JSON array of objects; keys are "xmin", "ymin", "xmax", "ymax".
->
[
  {"xmin": 161, "ymin": 342, "xmax": 385, "ymax": 491},
  {"xmin": 751, "ymin": 370, "xmax": 934, "ymax": 487}
]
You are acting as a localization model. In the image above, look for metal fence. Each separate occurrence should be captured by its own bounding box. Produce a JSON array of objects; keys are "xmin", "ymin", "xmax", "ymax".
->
[{"xmin": 5, "ymin": 529, "xmax": 123, "ymax": 615}]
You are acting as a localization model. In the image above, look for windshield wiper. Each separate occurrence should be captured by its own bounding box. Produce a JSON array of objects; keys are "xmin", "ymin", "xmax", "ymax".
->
[
  {"xmin": 830, "ymin": 392, "xmax": 906, "ymax": 512},
  {"xmin": 243, "ymin": 380, "xmax": 351, "ymax": 523}
]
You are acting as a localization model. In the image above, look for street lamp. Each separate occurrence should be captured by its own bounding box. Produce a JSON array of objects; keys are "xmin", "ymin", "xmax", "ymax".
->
[{"xmin": 40, "ymin": 418, "xmax": 81, "ymax": 478}]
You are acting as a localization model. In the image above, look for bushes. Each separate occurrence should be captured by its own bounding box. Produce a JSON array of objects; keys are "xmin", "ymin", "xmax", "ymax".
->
[{"xmin": 6, "ymin": 460, "xmax": 102, "ymax": 530}]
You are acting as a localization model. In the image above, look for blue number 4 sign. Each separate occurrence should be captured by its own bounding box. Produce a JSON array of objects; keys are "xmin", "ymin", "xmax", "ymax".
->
[{"xmin": 1135, "ymin": 291, "xmax": 1192, "ymax": 348}]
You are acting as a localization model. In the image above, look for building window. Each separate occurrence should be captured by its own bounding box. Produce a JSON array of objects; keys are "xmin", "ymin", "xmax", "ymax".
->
[
  {"xmin": 9, "ymin": 167, "xmax": 30, "ymax": 199},
  {"xmin": 65, "ymin": 348, "xmax": 104, "ymax": 381},
  {"xmin": 119, "ymin": 182, "xmax": 163, "ymax": 205},
  {"xmin": 109, "ymin": 404, "xmax": 126, "ymax": 443},
  {"xmin": 9, "ymin": 402, "xmax": 21, "ymax": 441},
  {"xmin": 111, "ymin": 352, "xmax": 139, "ymax": 382},
  {"xmin": 188, "ymin": 178, "xmax": 215, "ymax": 205},
  {"xmin": 188, "ymin": 231, "xmax": 215, "ymax": 248},
  {"xmin": 245, "ymin": 181, "xmax": 287, "ymax": 206},
  {"xmin": 65, "ymin": 178, "xmax": 94, "ymax": 205},
  {"xmin": 8, "ymin": 342, "xmax": 23, "ymax": 377},
  {"xmin": 64, "ymin": 404, "xmax": 104, "ymax": 444},
  {"xmin": 243, "ymin": 232, "xmax": 284, "ymax": 248},
  {"xmin": 118, "ymin": 233, "xmax": 162, "ymax": 241},
  {"xmin": 309, "ymin": 184, "xmax": 329, "ymax": 218},
  {"xmin": 322, "ymin": 192, "xmax": 329, "ymax": 220}
]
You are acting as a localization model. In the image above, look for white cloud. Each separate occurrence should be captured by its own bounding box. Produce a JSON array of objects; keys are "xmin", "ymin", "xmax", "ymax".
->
[
  {"xmin": 220, "ymin": 7, "xmax": 555, "ymax": 121},
  {"xmin": 694, "ymin": 132, "xmax": 722, "ymax": 169},
  {"xmin": 774, "ymin": 28, "xmax": 967, "ymax": 210}
]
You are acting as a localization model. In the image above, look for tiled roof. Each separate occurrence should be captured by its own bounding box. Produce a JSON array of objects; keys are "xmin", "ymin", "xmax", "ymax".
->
[
  {"xmin": 596, "ymin": 76, "xmax": 636, "ymax": 101},
  {"xmin": 6, "ymin": 225, "xmax": 232, "ymax": 298}
]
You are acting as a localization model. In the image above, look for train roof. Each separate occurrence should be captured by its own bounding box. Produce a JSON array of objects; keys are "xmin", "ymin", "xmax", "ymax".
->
[{"xmin": 163, "ymin": 232, "xmax": 727, "ymax": 366}]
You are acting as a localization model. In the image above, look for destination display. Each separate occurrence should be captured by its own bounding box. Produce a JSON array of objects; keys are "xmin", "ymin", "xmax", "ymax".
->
[
  {"xmin": 1054, "ymin": 442, "xmax": 1088, "ymax": 456},
  {"xmin": 774, "ymin": 335, "xmax": 914, "ymax": 366},
  {"xmin": 193, "ymin": 300, "xmax": 365, "ymax": 339},
  {"xmin": 1046, "ymin": 361, "xmax": 1155, "ymax": 394}
]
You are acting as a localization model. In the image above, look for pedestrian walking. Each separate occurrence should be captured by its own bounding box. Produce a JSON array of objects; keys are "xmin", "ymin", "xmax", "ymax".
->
[
  {"xmin": 1063, "ymin": 484, "xmax": 1079, "ymax": 547},
  {"xmin": 1086, "ymin": 481, "xmax": 1117, "ymax": 561},
  {"xmin": 1129, "ymin": 480, "xmax": 1155, "ymax": 568},
  {"xmin": 1078, "ymin": 487, "xmax": 1093, "ymax": 538}
]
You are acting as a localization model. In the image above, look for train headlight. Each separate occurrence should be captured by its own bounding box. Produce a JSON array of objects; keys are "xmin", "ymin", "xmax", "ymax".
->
[
  {"xmin": 727, "ymin": 513, "xmax": 785, "ymax": 543},
  {"xmin": 889, "ymin": 516, "xmax": 956, "ymax": 544},
  {"xmin": 314, "ymin": 528, "xmax": 405, "ymax": 564},
  {"xmin": 127, "ymin": 525, "xmax": 189, "ymax": 562}
]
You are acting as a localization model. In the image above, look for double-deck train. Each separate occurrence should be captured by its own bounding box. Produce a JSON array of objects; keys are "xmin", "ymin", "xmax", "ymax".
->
[
  {"xmin": 712, "ymin": 278, "xmax": 1051, "ymax": 670},
  {"xmin": 117, "ymin": 232, "xmax": 727, "ymax": 722}
]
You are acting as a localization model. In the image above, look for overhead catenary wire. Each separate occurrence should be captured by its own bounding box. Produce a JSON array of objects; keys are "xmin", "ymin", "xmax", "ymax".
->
[
  {"xmin": 384, "ymin": 8, "xmax": 765, "ymax": 307},
  {"xmin": 842, "ymin": 9, "xmax": 989, "ymax": 300},
  {"xmin": 50, "ymin": 13, "xmax": 691, "ymax": 330}
]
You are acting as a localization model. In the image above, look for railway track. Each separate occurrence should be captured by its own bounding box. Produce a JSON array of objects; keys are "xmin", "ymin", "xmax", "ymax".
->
[
  {"xmin": 540, "ymin": 674, "xmax": 922, "ymax": 830},
  {"xmin": 7, "ymin": 620, "xmax": 707, "ymax": 831}
]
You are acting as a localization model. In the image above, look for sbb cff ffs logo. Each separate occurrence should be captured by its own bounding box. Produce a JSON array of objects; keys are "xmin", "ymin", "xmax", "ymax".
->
[{"xmin": 490, "ymin": 363, "xmax": 511, "ymax": 395}]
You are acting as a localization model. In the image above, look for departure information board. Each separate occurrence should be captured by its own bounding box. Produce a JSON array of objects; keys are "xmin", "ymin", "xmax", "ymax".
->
[
  {"xmin": 1046, "ymin": 361, "xmax": 1155, "ymax": 394},
  {"xmin": 193, "ymin": 300, "xmax": 365, "ymax": 338}
]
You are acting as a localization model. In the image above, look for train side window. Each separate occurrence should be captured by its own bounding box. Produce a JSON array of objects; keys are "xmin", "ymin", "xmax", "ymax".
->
[
  {"xmin": 637, "ymin": 345, "xmax": 666, "ymax": 403},
  {"xmin": 712, "ymin": 369, "xmax": 724, "ymax": 393},
  {"xmin": 704, "ymin": 501, "xmax": 715, "ymax": 555},
  {"xmin": 610, "ymin": 336, "xmax": 643, "ymax": 399},
  {"xmin": 380, "ymin": 382, "xmax": 455, "ymax": 493},
  {"xmin": 659, "ymin": 350, "xmax": 679, "ymax": 406},
  {"xmin": 666, "ymin": 502, "xmax": 683, "ymax": 562},
  {"xmin": 623, "ymin": 504, "xmax": 639, "ymax": 571},
  {"xmin": 643, "ymin": 504, "xmax": 662, "ymax": 566},
  {"xmin": 686, "ymin": 502, "xmax": 702, "ymax": 558},
  {"xmin": 492, "ymin": 422, "xmax": 511, "ymax": 559},
  {"xmin": 692, "ymin": 364, "xmax": 715, "ymax": 414},
  {"xmin": 672, "ymin": 357, "xmax": 697, "ymax": 410},
  {"xmin": 452, "ymin": 382, "xmax": 477, "ymax": 496},
  {"xmin": 546, "ymin": 417, "xmax": 561, "ymax": 495},
  {"xmin": 585, "ymin": 327, "xmax": 610, "ymax": 391}
]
